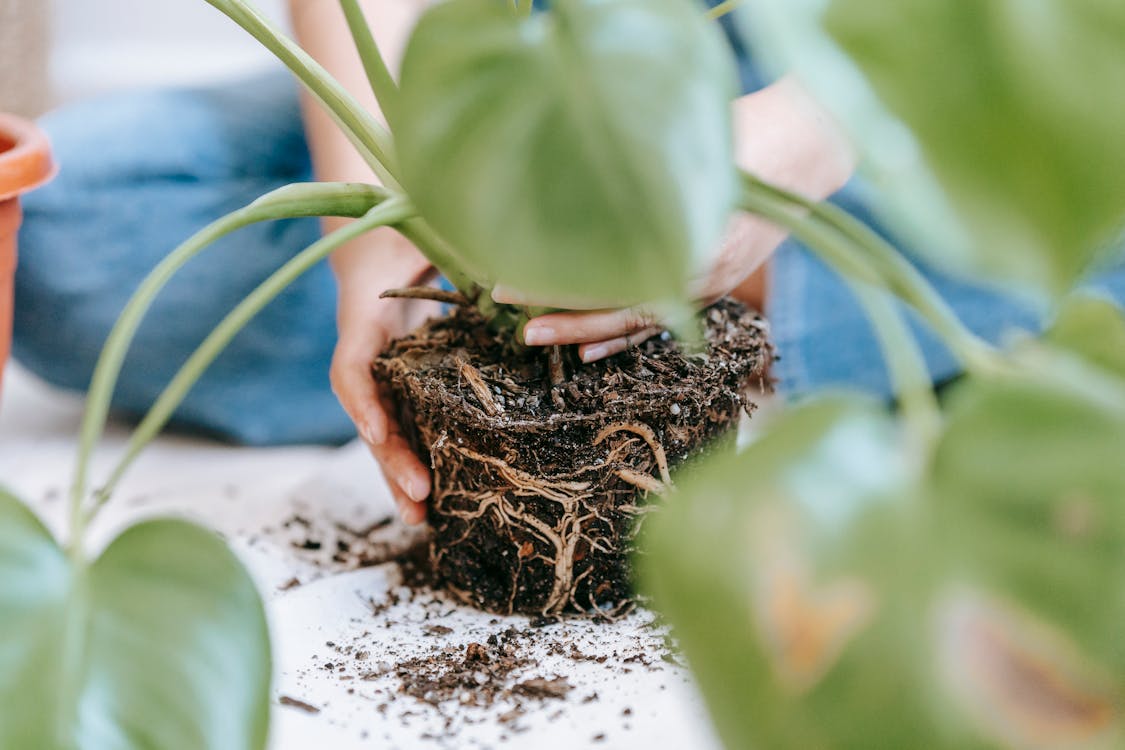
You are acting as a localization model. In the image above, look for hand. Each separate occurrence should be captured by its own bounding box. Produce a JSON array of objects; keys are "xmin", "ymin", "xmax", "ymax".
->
[
  {"xmin": 496, "ymin": 77, "xmax": 856, "ymax": 361},
  {"xmin": 330, "ymin": 227, "xmax": 435, "ymax": 525},
  {"xmin": 493, "ymin": 211, "xmax": 774, "ymax": 361}
]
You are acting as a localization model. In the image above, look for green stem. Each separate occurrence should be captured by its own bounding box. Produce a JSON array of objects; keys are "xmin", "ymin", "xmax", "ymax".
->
[
  {"xmin": 88, "ymin": 197, "xmax": 414, "ymax": 517},
  {"xmin": 740, "ymin": 171, "xmax": 999, "ymax": 374},
  {"xmin": 67, "ymin": 183, "xmax": 387, "ymax": 547},
  {"xmin": 850, "ymin": 281, "xmax": 942, "ymax": 451},
  {"xmin": 740, "ymin": 180, "xmax": 943, "ymax": 448},
  {"xmin": 339, "ymin": 0, "xmax": 400, "ymax": 120},
  {"xmin": 705, "ymin": 0, "xmax": 744, "ymax": 21},
  {"xmin": 397, "ymin": 218, "xmax": 483, "ymax": 299},
  {"xmin": 517, "ymin": 0, "xmax": 534, "ymax": 18},
  {"xmin": 203, "ymin": 0, "xmax": 401, "ymax": 188}
]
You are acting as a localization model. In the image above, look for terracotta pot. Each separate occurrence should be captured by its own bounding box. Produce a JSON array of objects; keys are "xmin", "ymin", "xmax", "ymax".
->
[{"xmin": 0, "ymin": 112, "xmax": 55, "ymax": 397}]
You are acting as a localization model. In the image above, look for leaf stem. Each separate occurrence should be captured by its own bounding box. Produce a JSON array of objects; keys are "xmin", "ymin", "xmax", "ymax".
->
[
  {"xmin": 76, "ymin": 196, "xmax": 414, "ymax": 538},
  {"xmin": 517, "ymin": 0, "xmax": 534, "ymax": 18},
  {"xmin": 66, "ymin": 183, "xmax": 388, "ymax": 549},
  {"xmin": 203, "ymin": 0, "xmax": 401, "ymax": 188},
  {"xmin": 740, "ymin": 171, "xmax": 1000, "ymax": 375},
  {"xmin": 849, "ymin": 281, "xmax": 942, "ymax": 451},
  {"xmin": 705, "ymin": 0, "xmax": 744, "ymax": 21},
  {"xmin": 739, "ymin": 181, "xmax": 943, "ymax": 444},
  {"xmin": 339, "ymin": 0, "xmax": 400, "ymax": 120},
  {"xmin": 203, "ymin": 0, "xmax": 485, "ymax": 306}
]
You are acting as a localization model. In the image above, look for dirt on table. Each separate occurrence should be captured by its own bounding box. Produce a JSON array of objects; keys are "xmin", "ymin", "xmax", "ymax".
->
[
  {"xmin": 374, "ymin": 297, "xmax": 772, "ymax": 616},
  {"xmin": 284, "ymin": 547, "xmax": 683, "ymax": 746}
]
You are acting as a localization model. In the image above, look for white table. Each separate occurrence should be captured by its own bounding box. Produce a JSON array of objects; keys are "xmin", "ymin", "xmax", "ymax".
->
[{"xmin": 0, "ymin": 363, "xmax": 722, "ymax": 750}]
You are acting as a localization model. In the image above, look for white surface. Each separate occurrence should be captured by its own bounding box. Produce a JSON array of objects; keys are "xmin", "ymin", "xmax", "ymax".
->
[
  {"xmin": 50, "ymin": 0, "xmax": 290, "ymax": 102},
  {"xmin": 0, "ymin": 363, "xmax": 723, "ymax": 750}
]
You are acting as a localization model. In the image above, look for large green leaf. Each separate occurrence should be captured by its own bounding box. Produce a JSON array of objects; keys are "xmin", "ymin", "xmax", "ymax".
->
[
  {"xmin": 926, "ymin": 368, "xmax": 1125, "ymax": 748},
  {"xmin": 740, "ymin": 0, "xmax": 1125, "ymax": 299},
  {"xmin": 394, "ymin": 0, "xmax": 738, "ymax": 306},
  {"xmin": 0, "ymin": 491, "xmax": 271, "ymax": 750},
  {"xmin": 932, "ymin": 372, "xmax": 1125, "ymax": 661},
  {"xmin": 644, "ymin": 393, "xmax": 1125, "ymax": 748},
  {"xmin": 641, "ymin": 399, "xmax": 949, "ymax": 749}
]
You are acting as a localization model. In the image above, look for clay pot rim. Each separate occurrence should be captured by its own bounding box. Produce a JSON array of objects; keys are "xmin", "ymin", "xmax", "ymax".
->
[{"xmin": 0, "ymin": 112, "xmax": 56, "ymax": 202}]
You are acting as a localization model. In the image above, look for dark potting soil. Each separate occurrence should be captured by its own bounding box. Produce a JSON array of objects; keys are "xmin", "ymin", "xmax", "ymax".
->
[{"xmin": 373, "ymin": 297, "xmax": 772, "ymax": 616}]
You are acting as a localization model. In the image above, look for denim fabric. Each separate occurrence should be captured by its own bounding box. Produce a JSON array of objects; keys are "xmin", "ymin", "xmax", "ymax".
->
[{"xmin": 15, "ymin": 74, "xmax": 355, "ymax": 445}]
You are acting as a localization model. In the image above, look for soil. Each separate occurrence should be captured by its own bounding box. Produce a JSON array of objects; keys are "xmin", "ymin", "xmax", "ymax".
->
[
  {"xmin": 281, "ymin": 540, "xmax": 686, "ymax": 746},
  {"xmin": 374, "ymin": 297, "xmax": 771, "ymax": 616}
]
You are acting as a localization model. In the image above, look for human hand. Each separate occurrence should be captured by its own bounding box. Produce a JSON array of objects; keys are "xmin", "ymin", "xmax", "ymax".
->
[
  {"xmin": 330, "ymin": 227, "xmax": 436, "ymax": 525},
  {"xmin": 495, "ymin": 77, "xmax": 855, "ymax": 361},
  {"xmin": 493, "ymin": 211, "xmax": 774, "ymax": 361}
]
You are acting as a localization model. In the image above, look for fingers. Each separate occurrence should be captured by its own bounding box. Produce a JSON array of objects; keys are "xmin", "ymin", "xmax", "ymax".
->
[
  {"xmin": 578, "ymin": 327, "xmax": 662, "ymax": 363},
  {"xmin": 331, "ymin": 312, "xmax": 431, "ymax": 526},
  {"xmin": 370, "ymin": 427, "xmax": 431, "ymax": 501},
  {"xmin": 330, "ymin": 325, "xmax": 390, "ymax": 445},
  {"xmin": 523, "ymin": 306, "xmax": 661, "ymax": 347},
  {"xmin": 389, "ymin": 482, "xmax": 427, "ymax": 526}
]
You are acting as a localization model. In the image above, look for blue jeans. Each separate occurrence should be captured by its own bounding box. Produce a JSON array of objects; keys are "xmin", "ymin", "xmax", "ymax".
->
[
  {"xmin": 15, "ymin": 75, "xmax": 351, "ymax": 445},
  {"xmin": 15, "ymin": 73, "xmax": 1125, "ymax": 445}
]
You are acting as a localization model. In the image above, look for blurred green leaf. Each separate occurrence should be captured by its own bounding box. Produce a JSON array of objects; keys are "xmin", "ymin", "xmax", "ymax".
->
[
  {"xmin": 0, "ymin": 491, "xmax": 271, "ymax": 750},
  {"xmin": 932, "ymin": 368, "xmax": 1125, "ymax": 680},
  {"xmin": 735, "ymin": 0, "xmax": 976, "ymax": 283},
  {"xmin": 641, "ymin": 399, "xmax": 948, "ymax": 749},
  {"xmin": 741, "ymin": 0, "xmax": 1125, "ymax": 299},
  {"xmin": 394, "ymin": 0, "xmax": 738, "ymax": 306},
  {"xmin": 826, "ymin": 0, "xmax": 1125, "ymax": 296},
  {"xmin": 1045, "ymin": 295, "xmax": 1125, "ymax": 378},
  {"xmin": 645, "ymin": 392, "xmax": 1125, "ymax": 748}
]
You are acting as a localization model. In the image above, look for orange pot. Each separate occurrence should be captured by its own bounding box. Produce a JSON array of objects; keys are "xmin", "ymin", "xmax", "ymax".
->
[{"xmin": 0, "ymin": 112, "xmax": 55, "ymax": 397}]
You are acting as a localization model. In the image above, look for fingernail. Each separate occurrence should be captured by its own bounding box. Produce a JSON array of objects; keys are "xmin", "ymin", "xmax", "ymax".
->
[
  {"xmin": 401, "ymin": 478, "xmax": 428, "ymax": 502},
  {"xmin": 582, "ymin": 343, "xmax": 610, "ymax": 363},
  {"xmin": 523, "ymin": 325, "xmax": 554, "ymax": 346}
]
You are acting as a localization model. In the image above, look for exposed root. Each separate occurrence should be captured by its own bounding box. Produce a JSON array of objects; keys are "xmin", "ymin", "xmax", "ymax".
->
[
  {"xmin": 616, "ymin": 468, "xmax": 668, "ymax": 495},
  {"xmin": 456, "ymin": 358, "xmax": 502, "ymax": 416},
  {"xmin": 595, "ymin": 422, "xmax": 672, "ymax": 486},
  {"xmin": 381, "ymin": 287, "xmax": 471, "ymax": 306},
  {"xmin": 373, "ymin": 298, "xmax": 773, "ymax": 616}
]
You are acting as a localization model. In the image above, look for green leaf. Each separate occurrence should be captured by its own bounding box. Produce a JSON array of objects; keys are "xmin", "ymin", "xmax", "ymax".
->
[
  {"xmin": 0, "ymin": 491, "xmax": 271, "ymax": 750},
  {"xmin": 741, "ymin": 0, "xmax": 1125, "ymax": 299},
  {"xmin": 735, "ymin": 0, "xmax": 974, "ymax": 284},
  {"xmin": 394, "ymin": 0, "xmax": 738, "ymax": 306},
  {"xmin": 641, "ymin": 399, "xmax": 945, "ymax": 749},
  {"xmin": 0, "ymin": 490, "xmax": 72, "ymax": 748},
  {"xmin": 931, "ymin": 371, "xmax": 1125, "ymax": 678},
  {"xmin": 644, "ymin": 392, "xmax": 1125, "ymax": 747},
  {"xmin": 827, "ymin": 0, "xmax": 1125, "ymax": 296},
  {"xmin": 1045, "ymin": 295, "xmax": 1125, "ymax": 379}
]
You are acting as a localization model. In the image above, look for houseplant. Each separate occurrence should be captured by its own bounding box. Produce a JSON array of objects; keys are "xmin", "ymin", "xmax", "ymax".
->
[
  {"xmin": 642, "ymin": 0, "xmax": 1125, "ymax": 748},
  {"xmin": 0, "ymin": 111, "xmax": 53, "ymax": 396},
  {"xmin": 1, "ymin": 0, "xmax": 771, "ymax": 745},
  {"xmin": 0, "ymin": 0, "xmax": 1122, "ymax": 748}
]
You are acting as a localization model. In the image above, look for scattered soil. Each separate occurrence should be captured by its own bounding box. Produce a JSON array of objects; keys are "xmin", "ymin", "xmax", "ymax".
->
[
  {"xmin": 374, "ymin": 298, "xmax": 772, "ymax": 615},
  {"xmin": 285, "ymin": 548, "xmax": 683, "ymax": 746},
  {"xmin": 279, "ymin": 695, "xmax": 320, "ymax": 714}
]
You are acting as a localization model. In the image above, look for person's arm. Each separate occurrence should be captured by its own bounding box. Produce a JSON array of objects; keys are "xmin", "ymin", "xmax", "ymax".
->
[
  {"xmin": 289, "ymin": 0, "xmax": 432, "ymax": 524},
  {"xmin": 502, "ymin": 76, "xmax": 858, "ymax": 362}
]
